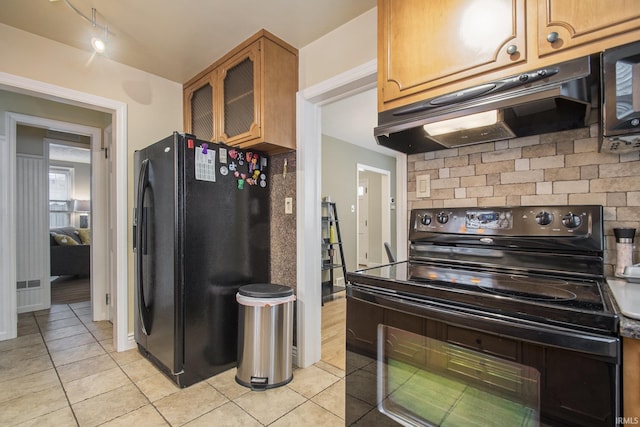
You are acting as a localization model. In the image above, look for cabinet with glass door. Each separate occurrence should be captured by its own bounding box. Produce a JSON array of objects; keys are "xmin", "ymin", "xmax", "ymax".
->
[{"xmin": 183, "ymin": 29, "xmax": 298, "ymax": 154}]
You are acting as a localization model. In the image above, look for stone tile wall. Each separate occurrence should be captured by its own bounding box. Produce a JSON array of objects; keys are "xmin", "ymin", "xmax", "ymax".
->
[
  {"xmin": 408, "ymin": 125, "xmax": 640, "ymax": 276},
  {"xmin": 269, "ymin": 151, "xmax": 297, "ymax": 290}
]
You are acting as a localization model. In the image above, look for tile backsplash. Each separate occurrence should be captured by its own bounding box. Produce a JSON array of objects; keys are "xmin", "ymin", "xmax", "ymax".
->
[{"xmin": 408, "ymin": 125, "xmax": 640, "ymax": 276}]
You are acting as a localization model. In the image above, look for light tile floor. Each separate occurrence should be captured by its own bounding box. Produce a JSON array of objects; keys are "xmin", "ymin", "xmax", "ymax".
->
[{"xmin": 0, "ymin": 301, "xmax": 345, "ymax": 426}]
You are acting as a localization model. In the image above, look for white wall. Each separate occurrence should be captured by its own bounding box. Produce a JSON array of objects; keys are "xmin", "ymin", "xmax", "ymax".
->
[
  {"xmin": 0, "ymin": 23, "xmax": 183, "ymax": 333},
  {"xmin": 0, "ymin": 25, "xmax": 182, "ymax": 145},
  {"xmin": 298, "ymin": 8, "xmax": 376, "ymax": 90}
]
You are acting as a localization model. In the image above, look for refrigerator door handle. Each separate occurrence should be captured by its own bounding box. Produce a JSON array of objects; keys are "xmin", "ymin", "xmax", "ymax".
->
[{"xmin": 136, "ymin": 158, "xmax": 153, "ymax": 335}]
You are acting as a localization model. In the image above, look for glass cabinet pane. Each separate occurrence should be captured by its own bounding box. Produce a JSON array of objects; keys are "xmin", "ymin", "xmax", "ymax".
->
[
  {"xmin": 191, "ymin": 83, "xmax": 213, "ymax": 141},
  {"xmin": 223, "ymin": 57, "xmax": 255, "ymax": 138}
]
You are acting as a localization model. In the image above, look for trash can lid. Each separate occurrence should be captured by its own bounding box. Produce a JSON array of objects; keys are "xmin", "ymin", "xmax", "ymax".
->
[{"xmin": 239, "ymin": 283, "xmax": 293, "ymax": 298}]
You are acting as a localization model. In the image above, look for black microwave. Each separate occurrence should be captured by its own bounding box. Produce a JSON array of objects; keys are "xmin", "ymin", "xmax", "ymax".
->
[{"xmin": 601, "ymin": 40, "xmax": 640, "ymax": 152}]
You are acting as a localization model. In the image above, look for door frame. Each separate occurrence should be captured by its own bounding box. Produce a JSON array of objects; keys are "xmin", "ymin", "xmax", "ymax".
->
[
  {"xmin": 295, "ymin": 60, "xmax": 408, "ymax": 367},
  {"xmin": 104, "ymin": 124, "xmax": 116, "ymax": 322},
  {"xmin": 357, "ymin": 164, "xmax": 392, "ymax": 267},
  {"xmin": 0, "ymin": 72, "xmax": 129, "ymax": 352},
  {"xmin": 357, "ymin": 176, "xmax": 369, "ymax": 266}
]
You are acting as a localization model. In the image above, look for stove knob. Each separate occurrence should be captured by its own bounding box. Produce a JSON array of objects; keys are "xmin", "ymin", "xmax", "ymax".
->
[
  {"xmin": 535, "ymin": 211, "xmax": 553, "ymax": 226},
  {"xmin": 421, "ymin": 215, "xmax": 432, "ymax": 226},
  {"xmin": 437, "ymin": 212, "xmax": 449, "ymax": 224},
  {"xmin": 561, "ymin": 213, "xmax": 582, "ymax": 229}
]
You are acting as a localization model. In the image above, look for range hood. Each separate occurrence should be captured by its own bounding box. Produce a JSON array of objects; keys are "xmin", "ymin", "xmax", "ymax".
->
[{"xmin": 375, "ymin": 56, "xmax": 599, "ymax": 154}]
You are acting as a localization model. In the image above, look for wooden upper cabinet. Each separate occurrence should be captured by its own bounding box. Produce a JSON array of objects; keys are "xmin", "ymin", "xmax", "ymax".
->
[
  {"xmin": 378, "ymin": 0, "xmax": 640, "ymax": 113},
  {"xmin": 537, "ymin": 0, "xmax": 640, "ymax": 58},
  {"xmin": 379, "ymin": 0, "xmax": 527, "ymax": 110},
  {"xmin": 183, "ymin": 30, "xmax": 298, "ymax": 154},
  {"xmin": 218, "ymin": 42, "xmax": 261, "ymax": 146}
]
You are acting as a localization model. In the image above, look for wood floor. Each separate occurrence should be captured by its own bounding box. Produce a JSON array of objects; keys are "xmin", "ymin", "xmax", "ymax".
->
[
  {"xmin": 51, "ymin": 275, "xmax": 90, "ymax": 304},
  {"xmin": 321, "ymin": 290, "xmax": 346, "ymax": 370}
]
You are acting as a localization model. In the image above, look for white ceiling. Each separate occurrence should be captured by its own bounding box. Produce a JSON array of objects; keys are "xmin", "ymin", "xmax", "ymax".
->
[{"xmin": 0, "ymin": 0, "xmax": 376, "ymax": 84}]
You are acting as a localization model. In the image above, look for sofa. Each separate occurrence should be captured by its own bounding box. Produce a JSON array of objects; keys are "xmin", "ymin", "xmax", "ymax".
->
[{"xmin": 49, "ymin": 227, "xmax": 90, "ymax": 277}]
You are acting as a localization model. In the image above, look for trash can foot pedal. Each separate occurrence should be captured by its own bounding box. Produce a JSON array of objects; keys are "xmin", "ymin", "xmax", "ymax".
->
[{"xmin": 250, "ymin": 376, "xmax": 269, "ymax": 391}]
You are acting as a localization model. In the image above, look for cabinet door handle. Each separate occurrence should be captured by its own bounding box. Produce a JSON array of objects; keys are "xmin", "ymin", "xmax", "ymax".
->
[
  {"xmin": 506, "ymin": 45, "xmax": 518, "ymax": 55},
  {"xmin": 546, "ymin": 31, "xmax": 559, "ymax": 43}
]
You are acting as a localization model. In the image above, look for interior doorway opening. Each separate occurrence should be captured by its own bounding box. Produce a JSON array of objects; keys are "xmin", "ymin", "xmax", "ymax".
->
[
  {"xmin": 296, "ymin": 59, "xmax": 408, "ymax": 368},
  {"xmin": 12, "ymin": 117, "xmax": 104, "ymax": 319},
  {"xmin": 0, "ymin": 73, "xmax": 129, "ymax": 351},
  {"xmin": 47, "ymin": 135, "xmax": 93, "ymax": 306}
]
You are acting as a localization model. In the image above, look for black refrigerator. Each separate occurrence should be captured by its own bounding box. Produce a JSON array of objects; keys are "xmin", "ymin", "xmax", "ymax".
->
[{"xmin": 133, "ymin": 132, "xmax": 270, "ymax": 387}]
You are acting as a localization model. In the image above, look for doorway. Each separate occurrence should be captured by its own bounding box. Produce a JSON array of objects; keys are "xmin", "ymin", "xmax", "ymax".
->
[
  {"xmin": 15, "ymin": 127, "xmax": 95, "ymax": 313},
  {"xmin": 46, "ymin": 134, "xmax": 93, "ymax": 307},
  {"xmin": 296, "ymin": 60, "xmax": 408, "ymax": 368},
  {"xmin": 12, "ymin": 117, "xmax": 104, "ymax": 318},
  {"xmin": 0, "ymin": 74, "xmax": 129, "ymax": 351}
]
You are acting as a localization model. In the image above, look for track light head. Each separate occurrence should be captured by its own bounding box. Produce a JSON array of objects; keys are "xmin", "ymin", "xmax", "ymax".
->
[{"xmin": 91, "ymin": 37, "xmax": 106, "ymax": 53}]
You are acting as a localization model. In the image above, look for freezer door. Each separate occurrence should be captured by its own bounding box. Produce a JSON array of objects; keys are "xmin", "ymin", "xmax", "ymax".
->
[{"xmin": 134, "ymin": 135, "xmax": 183, "ymax": 375}]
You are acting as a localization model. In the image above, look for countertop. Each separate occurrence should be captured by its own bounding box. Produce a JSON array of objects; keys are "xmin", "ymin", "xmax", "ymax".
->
[{"xmin": 604, "ymin": 277, "xmax": 640, "ymax": 339}]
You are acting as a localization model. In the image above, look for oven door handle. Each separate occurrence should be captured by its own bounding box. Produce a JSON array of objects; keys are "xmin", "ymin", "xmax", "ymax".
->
[{"xmin": 349, "ymin": 285, "xmax": 619, "ymax": 361}]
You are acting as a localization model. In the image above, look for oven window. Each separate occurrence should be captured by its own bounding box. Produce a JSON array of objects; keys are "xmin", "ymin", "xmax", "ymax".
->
[{"xmin": 377, "ymin": 325, "xmax": 540, "ymax": 426}]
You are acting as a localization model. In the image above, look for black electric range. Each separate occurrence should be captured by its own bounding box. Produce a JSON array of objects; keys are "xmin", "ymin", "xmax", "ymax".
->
[{"xmin": 346, "ymin": 205, "xmax": 620, "ymax": 427}]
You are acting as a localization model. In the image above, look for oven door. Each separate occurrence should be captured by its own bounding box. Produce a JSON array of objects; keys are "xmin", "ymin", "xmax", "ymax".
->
[{"xmin": 346, "ymin": 283, "xmax": 620, "ymax": 427}]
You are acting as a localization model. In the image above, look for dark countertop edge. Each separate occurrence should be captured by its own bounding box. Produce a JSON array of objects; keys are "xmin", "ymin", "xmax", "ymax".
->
[{"xmin": 603, "ymin": 278, "xmax": 640, "ymax": 339}]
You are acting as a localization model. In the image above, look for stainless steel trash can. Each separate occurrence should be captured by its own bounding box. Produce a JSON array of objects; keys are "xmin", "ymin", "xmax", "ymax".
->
[{"xmin": 236, "ymin": 283, "xmax": 295, "ymax": 390}]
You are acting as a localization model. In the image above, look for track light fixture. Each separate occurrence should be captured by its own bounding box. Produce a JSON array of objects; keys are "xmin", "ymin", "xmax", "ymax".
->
[
  {"xmin": 89, "ymin": 7, "xmax": 107, "ymax": 53},
  {"xmin": 58, "ymin": 0, "xmax": 115, "ymax": 53}
]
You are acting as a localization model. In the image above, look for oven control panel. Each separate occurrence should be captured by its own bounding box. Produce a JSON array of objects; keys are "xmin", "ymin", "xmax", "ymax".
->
[
  {"xmin": 465, "ymin": 210, "xmax": 512, "ymax": 229},
  {"xmin": 411, "ymin": 205, "xmax": 602, "ymax": 238}
]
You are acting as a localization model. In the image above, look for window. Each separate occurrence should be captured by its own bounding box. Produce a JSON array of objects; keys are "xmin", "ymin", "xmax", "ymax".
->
[{"xmin": 49, "ymin": 167, "xmax": 73, "ymax": 227}]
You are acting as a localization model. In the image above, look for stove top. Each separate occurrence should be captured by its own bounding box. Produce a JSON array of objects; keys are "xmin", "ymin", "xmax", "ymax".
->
[
  {"xmin": 409, "ymin": 263, "xmax": 604, "ymax": 310},
  {"xmin": 348, "ymin": 261, "xmax": 618, "ymax": 335},
  {"xmin": 348, "ymin": 205, "xmax": 617, "ymax": 334}
]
